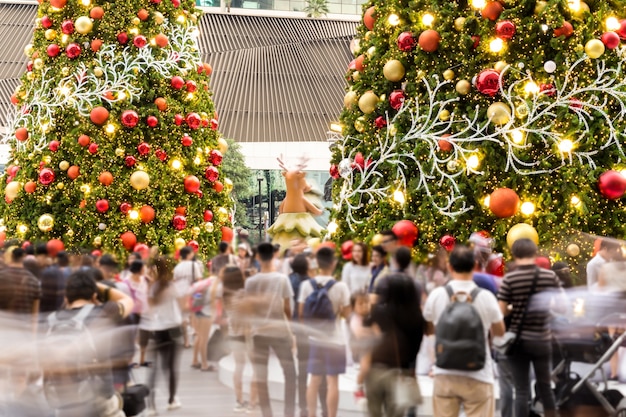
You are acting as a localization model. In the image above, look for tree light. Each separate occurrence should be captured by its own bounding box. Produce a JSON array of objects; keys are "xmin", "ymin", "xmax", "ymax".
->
[
  {"xmin": 329, "ymin": 122, "xmax": 343, "ymax": 133},
  {"xmin": 118, "ymin": 91, "xmax": 127, "ymax": 100},
  {"xmin": 422, "ymin": 13, "xmax": 435, "ymax": 27},
  {"xmin": 80, "ymin": 184, "xmax": 91, "ymax": 194},
  {"xmin": 171, "ymin": 159, "xmax": 182, "ymax": 170},
  {"xmin": 489, "ymin": 38, "xmax": 504, "ymax": 53},
  {"xmin": 80, "ymin": 0, "xmax": 91, "ymax": 6},
  {"xmin": 176, "ymin": 15, "xmax": 186, "ymax": 24},
  {"xmin": 327, "ymin": 221, "xmax": 338, "ymax": 234},
  {"xmin": 559, "ymin": 139, "xmax": 574, "ymax": 153},
  {"xmin": 105, "ymin": 124, "xmax": 116, "ymax": 134},
  {"xmin": 387, "ymin": 14, "xmax": 400, "ymax": 26},
  {"xmin": 129, "ymin": 210, "xmax": 139, "ymax": 220},
  {"xmin": 568, "ymin": 0, "xmax": 580, "ymax": 12},
  {"xmin": 59, "ymin": 86, "xmax": 71, "ymax": 96},
  {"xmin": 17, "ymin": 224, "xmax": 28, "ymax": 235},
  {"xmin": 393, "ymin": 189, "xmax": 405, "ymax": 205},
  {"xmin": 520, "ymin": 201, "xmax": 535, "ymax": 216},
  {"xmin": 606, "ymin": 17, "xmax": 620, "ymax": 31},
  {"xmin": 620, "ymin": 169, "xmax": 626, "ymax": 178},
  {"xmin": 483, "ymin": 195, "xmax": 490, "ymax": 207},
  {"xmin": 467, "ymin": 154, "xmax": 480, "ymax": 170},
  {"xmin": 524, "ymin": 81, "xmax": 540, "ymax": 95},
  {"xmin": 570, "ymin": 195, "xmax": 581, "ymax": 206},
  {"xmin": 186, "ymin": 93, "xmax": 195, "ymax": 100},
  {"xmin": 471, "ymin": 0, "xmax": 486, "ymax": 8},
  {"xmin": 510, "ymin": 129, "xmax": 525, "ymax": 144},
  {"xmin": 193, "ymin": 156, "xmax": 201, "ymax": 165},
  {"xmin": 61, "ymin": 34, "xmax": 69, "ymax": 44},
  {"xmin": 129, "ymin": 28, "xmax": 139, "ymax": 35}
]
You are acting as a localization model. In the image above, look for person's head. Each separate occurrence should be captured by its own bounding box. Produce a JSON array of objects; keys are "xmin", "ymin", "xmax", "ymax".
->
[
  {"xmin": 129, "ymin": 259, "xmax": 144, "ymax": 275},
  {"xmin": 448, "ymin": 245, "xmax": 475, "ymax": 275},
  {"xmin": 256, "ymin": 242, "xmax": 275, "ymax": 263},
  {"xmin": 34, "ymin": 243, "xmax": 49, "ymax": 266},
  {"xmin": 23, "ymin": 257, "xmax": 39, "ymax": 276},
  {"xmin": 511, "ymin": 238, "xmax": 538, "ymax": 260},
  {"xmin": 552, "ymin": 261, "xmax": 573, "ymax": 288},
  {"xmin": 127, "ymin": 252, "xmax": 141, "ymax": 266},
  {"xmin": 153, "ymin": 256, "xmax": 174, "ymax": 283},
  {"xmin": 290, "ymin": 253, "xmax": 309, "ymax": 276},
  {"xmin": 237, "ymin": 244, "xmax": 249, "ymax": 258},
  {"xmin": 371, "ymin": 245, "xmax": 387, "ymax": 266},
  {"xmin": 394, "ymin": 246, "xmax": 412, "ymax": 272},
  {"xmin": 221, "ymin": 265, "xmax": 245, "ymax": 301},
  {"xmin": 377, "ymin": 273, "xmax": 424, "ymax": 330},
  {"xmin": 599, "ymin": 239, "xmax": 622, "ymax": 261},
  {"xmin": 351, "ymin": 242, "xmax": 369, "ymax": 266},
  {"xmin": 56, "ymin": 251, "xmax": 70, "ymax": 267},
  {"xmin": 218, "ymin": 241, "xmax": 229, "ymax": 254},
  {"xmin": 316, "ymin": 247, "xmax": 336, "ymax": 273},
  {"xmin": 87, "ymin": 266, "xmax": 105, "ymax": 282},
  {"xmin": 99, "ymin": 254, "xmax": 119, "ymax": 270},
  {"xmin": 11, "ymin": 247, "xmax": 25, "ymax": 265},
  {"xmin": 179, "ymin": 246, "xmax": 194, "ymax": 261},
  {"xmin": 350, "ymin": 290, "xmax": 370, "ymax": 317},
  {"xmin": 380, "ymin": 230, "xmax": 398, "ymax": 254},
  {"xmin": 80, "ymin": 254, "xmax": 95, "ymax": 267},
  {"xmin": 65, "ymin": 270, "xmax": 98, "ymax": 304}
]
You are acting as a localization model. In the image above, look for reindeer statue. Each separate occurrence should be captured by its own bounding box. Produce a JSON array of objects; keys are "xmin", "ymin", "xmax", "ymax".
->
[{"xmin": 267, "ymin": 156, "xmax": 324, "ymax": 252}]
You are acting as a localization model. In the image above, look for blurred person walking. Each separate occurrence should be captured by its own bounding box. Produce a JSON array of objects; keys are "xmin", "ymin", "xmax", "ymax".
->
[{"xmin": 341, "ymin": 242, "xmax": 370, "ymax": 294}]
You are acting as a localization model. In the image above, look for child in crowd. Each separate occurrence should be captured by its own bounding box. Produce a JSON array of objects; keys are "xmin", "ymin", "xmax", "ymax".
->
[{"xmin": 349, "ymin": 290, "xmax": 372, "ymax": 402}]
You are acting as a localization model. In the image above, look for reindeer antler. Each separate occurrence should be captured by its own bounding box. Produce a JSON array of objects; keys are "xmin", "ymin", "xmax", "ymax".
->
[
  {"xmin": 295, "ymin": 155, "xmax": 309, "ymax": 172},
  {"xmin": 277, "ymin": 155, "xmax": 288, "ymax": 171}
]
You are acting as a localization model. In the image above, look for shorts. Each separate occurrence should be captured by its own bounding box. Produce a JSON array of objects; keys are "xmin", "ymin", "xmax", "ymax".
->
[
  {"xmin": 138, "ymin": 329, "xmax": 152, "ymax": 348},
  {"xmin": 229, "ymin": 335, "xmax": 247, "ymax": 353},
  {"xmin": 307, "ymin": 342, "xmax": 346, "ymax": 376},
  {"xmin": 194, "ymin": 311, "xmax": 211, "ymax": 319}
]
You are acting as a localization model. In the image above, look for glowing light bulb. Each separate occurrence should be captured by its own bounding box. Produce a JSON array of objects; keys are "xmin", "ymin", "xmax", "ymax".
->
[
  {"xmin": 81, "ymin": 0, "xmax": 91, "ymax": 6},
  {"xmin": 59, "ymin": 86, "xmax": 71, "ymax": 96},
  {"xmin": 524, "ymin": 81, "xmax": 540, "ymax": 95},
  {"xmin": 129, "ymin": 210, "xmax": 139, "ymax": 220},
  {"xmin": 520, "ymin": 201, "xmax": 535, "ymax": 216},
  {"xmin": 150, "ymin": 38, "xmax": 157, "ymax": 46},
  {"xmin": 467, "ymin": 154, "xmax": 480, "ymax": 170},
  {"xmin": 171, "ymin": 159, "xmax": 182, "ymax": 170},
  {"xmin": 483, "ymin": 195, "xmax": 491, "ymax": 207},
  {"xmin": 387, "ymin": 14, "xmax": 400, "ymax": 26},
  {"xmin": 471, "ymin": 0, "xmax": 485, "ymax": 8},
  {"xmin": 118, "ymin": 91, "xmax": 127, "ymax": 100},
  {"xmin": 329, "ymin": 122, "xmax": 343, "ymax": 133},
  {"xmin": 559, "ymin": 139, "xmax": 574, "ymax": 153},
  {"xmin": 327, "ymin": 221, "xmax": 338, "ymax": 234},
  {"xmin": 193, "ymin": 156, "xmax": 201, "ymax": 165},
  {"xmin": 17, "ymin": 224, "xmax": 28, "ymax": 234},
  {"xmin": 129, "ymin": 28, "xmax": 139, "ymax": 35},
  {"xmin": 570, "ymin": 195, "xmax": 581, "ymax": 206},
  {"xmin": 510, "ymin": 129, "xmax": 525, "ymax": 144},
  {"xmin": 105, "ymin": 124, "xmax": 116, "ymax": 134},
  {"xmin": 176, "ymin": 15, "xmax": 186, "ymax": 24},
  {"xmin": 422, "ymin": 13, "xmax": 435, "ymax": 27},
  {"xmin": 568, "ymin": 0, "xmax": 580, "ymax": 12},
  {"xmin": 620, "ymin": 169, "xmax": 626, "ymax": 178},
  {"xmin": 61, "ymin": 34, "xmax": 69, "ymax": 44},
  {"xmin": 606, "ymin": 17, "xmax": 620, "ymax": 31},
  {"xmin": 541, "ymin": 24, "xmax": 549, "ymax": 33},
  {"xmin": 489, "ymin": 38, "xmax": 504, "ymax": 53},
  {"xmin": 186, "ymin": 93, "xmax": 195, "ymax": 100},
  {"xmin": 80, "ymin": 184, "xmax": 91, "ymax": 194},
  {"xmin": 41, "ymin": 123, "xmax": 50, "ymax": 133},
  {"xmin": 393, "ymin": 189, "xmax": 405, "ymax": 205}
]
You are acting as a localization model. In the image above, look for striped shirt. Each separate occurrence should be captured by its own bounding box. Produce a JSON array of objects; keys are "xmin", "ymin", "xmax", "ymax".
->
[{"xmin": 498, "ymin": 265, "xmax": 561, "ymax": 341}]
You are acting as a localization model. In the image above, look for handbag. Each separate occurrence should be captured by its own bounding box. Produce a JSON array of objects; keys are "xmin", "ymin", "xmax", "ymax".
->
[
  {"xmin": 122, "ymin": 368, "xmax": 150, "ymax": 417},
  {"xmin": 493, "ymin": 267, "xmax": 539, "ymax": 356},
  {"xmin": 393, "ymin": 371, "xmax": 422, "ymax": 410}
]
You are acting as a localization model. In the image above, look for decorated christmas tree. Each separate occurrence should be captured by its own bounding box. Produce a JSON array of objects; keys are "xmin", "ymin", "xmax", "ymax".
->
[
  {"xmin": 0, "ymin": 0, "xmax": 233, "ymax": 258},
  {"xmin": 330, "ymin": 0, "xmax": 626, "ymax": 259}
]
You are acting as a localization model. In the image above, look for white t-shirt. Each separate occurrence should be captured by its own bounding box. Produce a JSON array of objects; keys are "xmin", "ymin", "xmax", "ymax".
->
[
  {"xmin": 173, "ymin": 260, "xmax": 204, "ymax": 295},
  {"xmin": 423, "ymin": 279, "xmax": 503, "ymax": 384},
  {"xmin": 244, "ymin": 271, "xmax": 293, "ymax": 337},
  {"xmin": 298, "ymin": 275, "xmax": 350, "ymax": 344},
  {"xmin": 341, "ymin": 262, "xmax": 371, "ymax": 294},
  {"xmin": 586, "ymin": 254, "xmax": 607, "ymax": 290},
  {"xmin": 139, "ymin": 284, "xmax": 183, "ymax": 331}
]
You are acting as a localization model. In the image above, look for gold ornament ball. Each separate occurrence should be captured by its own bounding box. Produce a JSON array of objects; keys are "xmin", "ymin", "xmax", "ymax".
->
[
  {"xmin": 383, "ymin": 60, "xmax": 405, "ymax": 82},
  {"xmin": 354, "ymin": 117, "xmax": 367, "ymax": 133},
  {"xmin": 204, "ymin": 222, "xmax": 214, "ymax": 232},
  {"xmin": 192, "ymin": 227, "xmax": 201, "ymax": 237},
  {"xmin": 115, "ymin": 148, "xmax": 125, "ymax": 157},
  {"xmin": 45, "ymin": 29, "xmax": 57, "ymax": 40},
  {"xmin": 94, "ymin": 236, "xmax": 102, "ymax": 246},
  {"xmin": 487, "ymin": 102, "xmax": 512, "ymax": 125},
  {"xmin": 494, "ymin": 61, "xmax": 507, "ymax": 72},
  {"xmin": 217, "ymin": 137, "xmax": 229, "ymax": 153},
  {"xmin": 174, "ymin": 238, "xmax": 186, "ymax": 250},
  {"xmin": 34, "ymin": 58, "xmax": 44, "ymax": 70},
  {"xmin": 371, "ymin": 233, "xmax": 384, "ymax": 246},
  {"xmin": 217, "ymin": 207, "xmax": 229, "ymax": 222},
  {"xmin": 566, "ymin": 243, "xmax": 580, "ymax": 257},
  {"xmin": 26, "ymin": 72, "xmax": 35, "ymax": 81},
  {"xmin": 506, "ymin": 223, "xmax": 539, "ymax": 248},
  {"xmin": 352, "ymin": 71, "xmax": 361, "ymax": 82},
  {"xmin": 515, "ymin": 103, "xmax": 529, "ymax": 118},
  {"xmin": 24, "ymin": 44, "xmax": 33, "ymax": 57},
  {"xmin": 56, "ymin": 183, "xmax": 64, "ymax": 190},
  {"xmin": 439, "ymin": 109, "xmax": 451, "ymax": 121},
  {"xmin": 454, "ymin": 17, "xmax": 466, "ymax": 31},
  {"xmin": 358, "ymin": 91, "xmax": 379, "ymax": 114},
  {"xmin": 5, "ymin": 181, "xmax": 20, "ymax": 200},
  {"xmin": 38, "ymin": 214, "xmax": 54, "ymax": 232},
  {"xmin": 344, "ymin": 90, "xmax": 358, "ymax": 108},
  {"xmin": 367, "ymin": 46, "xmax": 376, "ymax": 57},
  {"xmin": 388, "ymin": 124, "xmax": 398, "ymax": 136},
  {"xmin": 534, "ymin": 0, "xmax": 547, "ymax": 13},
  {"xmin": 132, "ymin": 17, "xmax": 140, "ymax": 25},
  {"xmin": 443, "ymin": 69, "xmax": 455, "ymax": 81},
  {"xmin": 224, "ymin": 178, "xmax": 233, "ymax": 194},
  {"xmin": 75, "ymin": 16, "xmax": 93, "ymax": 34},
  {"xmin": 59, "ymin": 161, "xmax": 70, "ymax": 171},
  {"xmin": 154, "ymin": 12, "xmax": 165, "ymax": 24},
  {"xmin": 94, "ymin": 67, "xmax": 103, "ymax": 77},
  {"xmin": 455, "ymin": 79, "xmax": 471, "ymax": 95},
  {"xmin": 43, "ymin": 156, "xmax": 52, "ymax": 164},
  {"xmin": 585, "ymin": 39, "xmax": 605, "ymax": 59},
  {"xmin": 130, "ymin": 170, "xmax": 150, "ymax": 190}
]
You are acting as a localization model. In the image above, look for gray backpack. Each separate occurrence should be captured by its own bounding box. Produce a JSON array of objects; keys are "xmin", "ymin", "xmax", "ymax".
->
[{"xmin": 435, "ymin": 285, "xmax": 486, "ymax": 371}]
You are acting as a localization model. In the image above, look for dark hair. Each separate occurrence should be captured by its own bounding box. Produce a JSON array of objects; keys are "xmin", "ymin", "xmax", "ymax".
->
[
  {"xmin": 380, "ymin": 230, "xmax": 398, "ymax": 241},
  {"xmin": 371, "ymin": 245, "xmax": 386, "ymax": 258},
  {"xmin": 99, "ymin": 254, "xmax": 118, "ymax": 269},
  {"xmin": 151, "ymin": 256, "xmax": 174, "ymax": 303},
  {"xmin": 23, "ymin": 258, "xmax": 40, "ymax": 277},
  {"xmin": 56, "ymin": 251, "xmax": 70, "ymax": 267},
  {"xmin": 11, "ymin": 248, "xmax": 25, "ymax": 263},
  {"xmin": 218, "ymin": 241, "xmax": 229, "ymax": 254},
  {"xmin": 394, "ymin": 246, "xmax": 412, "ymax": 272},
  {"xmin": 350, "ymin": 289, "xmax": 369, "ymax": 308},
  {"xmin": 316, "ymin": 247, "xmax": 336, "ymax": 270},
  {"xmin": 511, "ymin": 238, "xmax": 538, "ymax": 259},
  {"xmin": 448, "ymin": 245, "xmax": 475, "ymax": 273},
  {"xmin": 129, "ymin": 259, "xmax": 144, "ymax": 274},
  {"xmin": 221, "ymin": 265, "xmax": 245, "ymax": 305},
  {"xmin": 352, "ymin": 242, "xmax": 369, "ymax": 266},
  {"xmin": 600, "ymin": 239, "xmax": 621, "ymax": 252},
  {"xmin": 552, "ymin": 261, "xmax": 573, "ymax": 288},
  {"xmin": 86, "ymin": 266, "xmax": 104, "ymax": 282},
  {"xmin": 179, "ymin": 246, "xmax": 194, "ymax": 260},
  {"xmin": 65, "ymin": 270, "xmax": 98, "ymax": 304},
  {"xmin": 80, "ymin": 254, "xmax": 95, "ymax": 267},
  {"xmin": 377, "ymin": 273, "xmax": 424, "ymax": 333},
  {"xmin": 24, "ymin": 244, "xmax": 34, "ymax": 256},
  {"xmin": 35, "ymin": 243, "xmax": 48, "ymax": 256},
  {"xmin": 256, "ymin": 242, "xmax": 275, "ymax": 262},
  {"xmin": 290, "ymin": 254, "xmax": 309, "ymax": 275}
]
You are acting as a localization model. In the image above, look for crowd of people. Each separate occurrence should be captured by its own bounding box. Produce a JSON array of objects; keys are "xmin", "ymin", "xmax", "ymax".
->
[{"xmin": 0, "ymin": 230, "xmax": 623, "ymax": 417}]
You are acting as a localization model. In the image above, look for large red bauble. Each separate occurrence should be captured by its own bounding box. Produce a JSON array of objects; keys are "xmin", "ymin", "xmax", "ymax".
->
[
  {"xmin": 174, "ymin": 114, "xmax": 184, "ymax": 125},
  {"xmin": 418, "ymin": 29, "xmax": 441, "ymax": 52},
  {"xmin": 133, "ymin": 35, "xmax": 147, "ymax": 48},
  {"xmin": 49, "ymin": 140, "xmax": 60, "ymax": 152},
  {"xmin": 375, "ymin": 116, "xmax": 387, "ymax": 128},
  {"xmin": 363, "ymin": 6, "xmax": 376, "ymax": 30},
  {"xmin": 46, "ymin": 239, "xmax": 65, "ymax": 257},
  {"xmin": 209, "ymin": 150, "xmax": 223, "ymax": 166},
  {"xmin": 187, "ymin": 240, "xmax": 199, "ymax": 252},
  {"xmin": 354, "ymin": 55, "xmax": 365, "ymax": 72},
  {"xmin": 50, "ymin": 0, "xmax": 67, "ymax": 8},
  {"xmin": 389, "ymin": 90, "xmax": 405, "ymax": 110},
  {"xmin": 172, "ymin": 0, "xmax": 181, "ymax": 7},
  {"xmin": 39, "ymin": 168, "xmax": 55, "ymax": 185},
  {"xmin": 24, "ymin": 181, "xmax": 36, "ymax": 193},
  {"xmin": 210, "ymin": 118, "xmax": 219, "ymax": 130},
  {"xmin": 554, "ymin": 21, "xmax": 574, "ymax": 38},
  {"xmin": 495, "ymin": 20, "xmax": 516, "ymax": 40},
  {"xmin": 397, "ymin": 31, "xmax": 416, "ymax": 52},
  {"xmin": 221, "ymin": 226, "xmax": 234, "ymax": 243},
  {"xmin": 120, "ymin": 231, "xmax": 137, "ymax": 250},
  {"xmin": 121, "ymin": 110, "xmax": 139, "ymax": 128},
  {"xmin": 181, "ymin": 135, "xmax": 192, "ymax": 146},
  {"xmin": 172, "ymin": 214, "xmax": 187, "ymax": 230},
  {"xmin": 184, "ymin": 175, "xmax": 200, "ymax": 193},
  {"xmin": 66, "ymin": 43, "xmax": 81, "ymax": 59},
  {"xmin": 341, "ymin": 240, "xmax": 354, "ymax": 260},
  {"xmin": 15, "ymin": 127, "xmax": 28, "ymax": 141},
  {"xmin": 489, "ymin": 187, "xmax": 520, "ymax": 217},
  {"xmin": 61, "ymin": 19, "xmax": 74, "ymax": 34},
  {"xmin": 205, "ymin": 166, "xmax": 219, "ymax": 182},
  {"xmin": 329, "ymin": 164, "xmax": 339, "ymax": 179},
  {"xmin": 41, "ymin": 15, "xmax": 52, "ymax": 28},
  {"xmin": 476, "ymin": 69, "xmax": 501, "ymax": 97},
  {"xmin": 140, "ymin": 205, "xmax": 155, "ymax": 223},
  {"xmin": 90, "ymin": 106, "xmax": 109, "ymax": 125},
  {"xmin": 125, "ymin": 155, "xmax": 137, "ymax": 167},
  {"xmin": 175, "ymin": 206, "xmax": 186, "ymax": 215},
  {"xmin": 186, "ymin": 80, "xmax": 197, "ymax": 92},
  {"xmin": 47, "ymin": 44, "xmax": 60, "ymax": 57},
  {"xmin": 601, "ymin": 31, "xmax": 620, "ymax": 49},
  {"xmin": 88, "ymin": 143, "xmax": 99, "ymax": 154},
  {"xmin": 439, "ymin": 234, "xmax": 456, "ymax": 251},
  {"xmin": 213, "ymin": 181, "xmax": 224, "ymax": 192},
  {"xmin": 96, "ymin": 199, "xmax": 109, "ymax": 213},
  {"xmin": 618, "ymin": 20, "xmax": 626, "ymax": 40},
  {"xmin": 203, "ymin": 209, "xmax": 213, "ymax": 222},
  {"xmin": 438, "ymin": 138, "xmax": 453, "ymax": 152},
  {"xmin": 137, "ymin": 142, "xmax": 151, "ymax": 155},
  {"xmin": 392, "ymin": 220, "xmax": 419, "ymax": 247},
  {"xmin": 119, "ymin": 202, "xmax": 132, "ymax": 214},
  {"xmin": 90, "ymin": 6, "xmax": 104, "ymax": 19},
  {"xmin": 171, "ymin": 76, "xmax": 184, "ymax": 90},
  {"xmin": 67, "ymin": 165, "xmax": 80, "ymax": 179},
  {"xmin": 117, "ymin": 32, "xmax": 129, "ymax": 44},
  {"xmin": 99, "ymin": 171, "xmax": 113, "ymax": 186},
  {"xmin": 186, "ymin": 113, "xmax": 201, "ymax": 129},
  {"xmin": 598, "ymin": 170, "xmax": 626, "ymax": 200},
  {"xmin": 482, "ymin": 1, "xmax": 503, "ymax": 21},
  {"xmin": 155, "ymin": 149, "xmax": 168, "ymax": 161},
  {"xmin": 486, "ymin": 254, "xmax": 505, "ymax": 276},
  {"xmin": 78, "ymin": 134, "xmax": 90, "ymax": 147},
  {"xmin": 146, "ymin": 115, "xmax": 158, "ymax": 127}
]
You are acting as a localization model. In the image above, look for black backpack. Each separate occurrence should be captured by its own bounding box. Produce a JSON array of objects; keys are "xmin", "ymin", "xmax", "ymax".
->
[
  {"xmin": 302, "ymin": 279, "xmax": 336, "ymax": 330},
  {"xmin": 435, "ymin": 285, "xmax": 486, "ymax": 371}
]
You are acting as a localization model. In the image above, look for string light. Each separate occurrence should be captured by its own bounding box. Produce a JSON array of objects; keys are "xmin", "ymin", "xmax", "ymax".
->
[
  {"xmin": 489, "ymin": 38, "xmax": 504, "ymax": 53},
  {"xmin": 80, "ymin": 184, "xmax": 91, "ymax": 194},
  {"xmin": 80, "ymin": 0, "xmax": 91, "ymax": 6},
  {"xmin": 510, "ymin": 129, "xmax": 525, "ymax": 144},
  {"xmin": 129, "ymin": 210, "xmax": 139, "ymax": 220},
  {"xmin": 327, "ymin": 221, "xmax": 338, "ymax": 234},
  {"xmin": 467, "ymin": 154, "xmax": 480, "ymax": 170},
  {"xmin": 59, "ymin": 86, "xmax": 71, "ymax": 96},
  {"xmin": 422, "ymin": 13, "xmax": 435, "ymax": 27},
  {"xmin": 471, "ymin": 0, "xmax": 486, "ymax": 8},
  {"xmin": 193, "ymin": 156, "xmax": 201, "ymax": 165},
  {"xmin": 17, "ymin": 224, "xmax": 28, "ymax": 235},
  {"xmin": 558, "ymin": 139, "xmax": 574, "ymax": 153},
  {"xmin": 118, "ymin": 91, "xmax": 127, "ymax": 100},
  {"xmin": 387, "ymin": 14, "xmax": 400, "ymax": 26},
  {"xmin": 176, "ymin": 15, "xmax": 186, "ymax": 24},
  {"xmin": 129, "ymin": 28, "xmax": 139, "ymax": 35},
  {"xmin": 520, "ymin": 201, "xmax": 535, "ymax": 216},
  {"xmin": 105, "ymin": 124, "xmax": 116, "ymax": 134},
  {"xmin": 186, "ymin": 93, "xmax": 195, "ymax": 100},
  {"xmin": 171, "ymin": 159, "xmax": 182, "ymax": 170},
  {"xmin": 61, "ymin": 34, "xmax": 69, "ymax": 44},
  {"xmin": 524, "ymin": 81, "xmax": 540, "ymax": 95},
  {"xmin": 606, "ymin": 17, "xmax": 620, "ymax": 31},
  {"xmin": 570, "ymin": 195, "xmax": 581, "ymax": 207},
  {"xmin": 483, "ymin": 195, "xmax": 491, "ymax": 207},
  {"xmin": 393, "ymin": 189, "xmax": 406, "ymax": 205},
  {"xmin": 541, "ymin": 24, "xmax": 549, "ymax": 33}
]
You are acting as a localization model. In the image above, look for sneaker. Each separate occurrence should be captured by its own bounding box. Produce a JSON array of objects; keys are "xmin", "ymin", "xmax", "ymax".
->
[
  {"xmin": 146, "ymin": 408, "xmax": 158, "ymax": 417},
  {"xmin": 246, "ymin": 403, "xmax": 257, "ymax": 414},
  {"xmin": 167, "ymin": 398, "xmax": 182, "ymax": 411},
  {"xmin": 234, "ymin": 401, "xmax": 247, "ymax": 412}
]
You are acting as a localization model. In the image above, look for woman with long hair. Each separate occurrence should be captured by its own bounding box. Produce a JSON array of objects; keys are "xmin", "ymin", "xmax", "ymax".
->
[
  {"xmin": 342, "ymin": 242, "xmax": 371, "ymax": 294},
  {"xmin": 361, "ymin": 273, "xmax": 425, "ymax": 417},
  {"xmin": 189, "ymin": 271, "xmax": 219, "ymax": 372},
  {"xmin": 139, "ymin": 255, "xmax": 184, "ymax": 415}
]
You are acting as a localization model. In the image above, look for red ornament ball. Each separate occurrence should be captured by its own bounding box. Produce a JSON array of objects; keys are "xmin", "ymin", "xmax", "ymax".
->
[
  {"xmin": 476, "ymin": 69, "xmax": 501, "ymax": 97},
  {"xmin": 49, "ymin": 140, "xmax": 60, "ymax": 152},
  {"xmin": 329, "ymin": 164, "xmax": 339, "ymax": 179},
  {"xmin": 397, "ymin": 31, "xmax": 416, "ymax": 52},
  {"xmin": 121, "ymin": 110, "xmax": 139, "ymax": 128},
  {"xmin": 554, "ymin": 21, "xmax": 574, "ymax": 38},
  {"xmin": 88, "ymin": 143, "xmax": 99, "ymax": 154},
  {"xmin": 438, "ymin": 138, "xmax": 453, "ymax": 152},
  {"xmin": 363, "ymin": 6, "xmax": 376, "ymax": 30},
  {"xmin": 495, "ymin": 20, "xmax": 516, "ymax": 40},
  {"xmin": 181, "ymin": 135, "xmax": 193, "ymax": 146},
  {"xmin": 39, "ymin": 168, "xmax": 55, "ymax": 185},
  {"xmin": 601, "ymin": 31, "xmax": 620, "ymax": 49},
  {"xmin": 186, "ymin": 113, "xmax": 201, "ymax": 129},
  {"xmin": 46, "ymin": 239, "xmax": 65, "ymax": 257},
  {"xmin": 119, "ymin": 202, "xmax": 132, "ymax": 214},
  {"xmin": 618, "ymin": 20, "xmax": 626, "ymax": 40},
  {"xmin": 125, "ymin": 155, "xmax": 137, "ymax": 167},
  {"xmin": 172, "ymin": 0, "xmax": 181, "ymax": 7},
  {"xmin": 96, "ymin": 199, "xmax": 109, "ymax": 213},
  {"xmin": 540, "ymin": 83, "xmax": 555, "ymax": 96},
  {"xmin": 117, "ymin": 32, "xmax": 129, "ymax": 44},
  {"xmin": 203, "ymin": 209, "xmax": 213, "ymax": 222},
  {"xmin": 155, "ymin": 149, "xmax": 168, "ymax": 161},
  {"xmin": 50, "ymin": 0, "xmax": 67, "ymax": 8},
  {"xmin": 171, "ymin": 76, "xmax": 184, "ymax": 90},
  {"xmin": 186, "ymin": 80, "xmax": 197, "ymax": 92},
  {"xmin": 184, "ymin": 175, "xmax": 200, "ymax": 193},
  {"xmin": 341, "ymin": 240, "xmax": 354, "ymax": 260},
  {"xmin": 439, "ymin": 235, "xmax": 456, "ymax": 251},
  {"xmin": 120, "ymin": 231, "xmax": 137, "ymax": 250},
  {"xmin": 47, "ymin": 44, "xmax": 60, "ymax": 57},
  {"xmin": 140, "ymin": 205, "xmax": 155, "ymax": 223},
  {"xmin": 61, "ymin": 19, "xmax": 74, "ymax": 34},
  {"xmin": 78, "ymin": 134, "xmax": 90, "ymax": 147},
  {"xmin": 133, "ymin": 35, "xmax": 147, "ymax": 48},
  {"xmin": 174, "ymin": 114, "xmax": 184, "ymax": 125},
  {"xmin": 486, "ymin": 255, "xmax": 505, "ymax": 276},
  {"xmin": 375, "ymin": 116, "xmax": 387, "ymax": 128},
  {"xmin": 210, "ymin": 150, "xmax": 223, "ymax": 166},
  {"xmin": 172, "ymin": 214, "xmax": 187, "ymax": 230},
  {"xmin": 15, "ymin": 127, "xmax": 28, "ymax": 142},
  {"xmin": 392, "ymin": 220, "xmax": 419, "ymax": 247},
  {"xmin": 598, "ymin": 170, "xmax": 626, "ymax": 200},
  {"xmin": 187, "ymin": 240, "xmax": 199, "ymax": 252},
  {"xmin": 221, "ymin": 226, "xmax": 234, "ymax": 243},
  {"xmin": 41, "ymin": 16, "xmax": 53, "ymax": 28},
  {"xmin": 66, "ymin": 43, "xmax": 81, "ymax": 59},
  {"xmin": 213, "ymin": 180, "xmax": 224, "ymax": 192},
  {"xmin": 418, "ymin": 29, "xmax": 441, "ymax": 52},
  {"xmin": 482, "ymin": 1, "xmax": 503, "ymax": 21},
  {"xmin": 99, "ymin": 171, "xmax": 113, "ymax": 186},
  {"xmin": 27, "ymin": 61, "xmax": 33, "ymax": 72},
  {"xmin": 205, "ymin": 166, "xmax": 219, "ymax": 182},
  {"xmin": 489, "ymin": 187, "xmax": 520, "ymax": 218},
  {"xmin": 389, "ymin": 90, "xmax": 405, "ymax": 110},
  {"xmin": 210, "ymin": 118, "xmax": 219, "ymax": 130},
  {"xmin": 146, "ymin": 115, "xmax": 158, "ymax": 127},
  {"xmin": 137, "ymin": 142, "xmax": 151, "ymax": 156},
  {"xmin": 471, "ymin": 35, "xmax": 481, "ymax": 49},
  {"xmin": 90, "ymin": 106, "xmax": 109, "ymax": 125}
]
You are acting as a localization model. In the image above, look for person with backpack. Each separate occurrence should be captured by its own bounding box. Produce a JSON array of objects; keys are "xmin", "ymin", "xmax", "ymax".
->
[
  {"xmin": 297, "ymin": 247, "xmax": 351, "ymax": 417},
  {"xmin": 423, "ymin": 244, "xmax": 505, "ymax": 417},
  {"xmin": 42, "ymin": 269, "xmax": 134, "ymax": 417}
]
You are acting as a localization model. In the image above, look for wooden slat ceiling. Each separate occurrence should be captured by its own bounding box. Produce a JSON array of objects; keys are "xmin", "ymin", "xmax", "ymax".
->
[{"xmin": 0, "ymin": 3, "xmax": 356, "ymax": 142}]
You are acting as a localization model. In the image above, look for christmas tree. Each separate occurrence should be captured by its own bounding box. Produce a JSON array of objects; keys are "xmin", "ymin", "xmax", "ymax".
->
[
  {"xmin": 330, "ymin": 0, "xmax": 626, "ymax": 259},
  {"xmin": 0, "ymin": 0, "xmax": 233, "ymax": 258}
]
